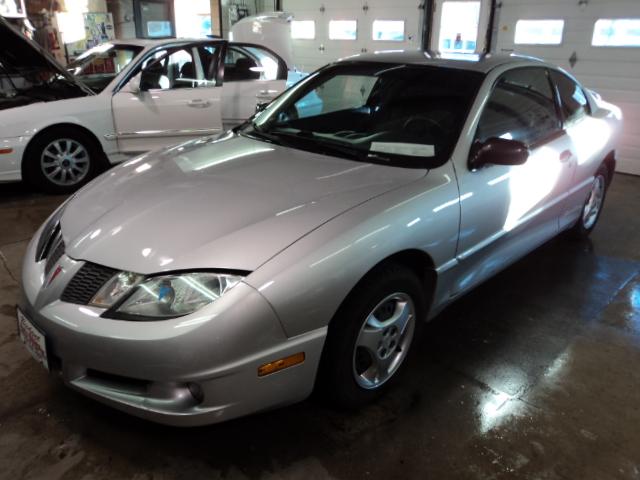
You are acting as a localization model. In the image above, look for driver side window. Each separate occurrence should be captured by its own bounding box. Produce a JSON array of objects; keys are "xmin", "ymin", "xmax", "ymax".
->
[
  {"xmin": 138, "ymin": 47, "xmax": 202, "ymax": 90},
  {"xmin": 475, "ymin": 67, "xmax": 561, "ymax": 147}
]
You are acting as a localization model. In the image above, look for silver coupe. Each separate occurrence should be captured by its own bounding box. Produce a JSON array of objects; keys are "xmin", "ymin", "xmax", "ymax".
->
[{"xmin": 18, "ymin": 51, "xmax": 622, "ymax": 425}]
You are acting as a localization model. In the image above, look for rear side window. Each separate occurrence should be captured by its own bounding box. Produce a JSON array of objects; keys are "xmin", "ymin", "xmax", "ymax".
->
[
  {"xmin": 475, "ymin": 67, "xmax": 560, "ymax": 146},
  {"xmin": 550, "ymin": 70, "xmax": 590, "ymax": 126},
  {"xmin": 224, "ymin": 45, "xmax": 282, "ymax": 81}
]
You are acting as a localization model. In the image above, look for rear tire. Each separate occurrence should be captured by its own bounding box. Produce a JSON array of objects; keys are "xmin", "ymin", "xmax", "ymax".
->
[
  {"xmin": 23, "ymin": 127, "xmax": 106, "ymax": 194},
  {"xmin": 571, "ymin": 164, "xmax": 609, "ymax": 238},
  {"xmin": 317, "ymin": 263, "xmax": 426, "ymax": 409}
]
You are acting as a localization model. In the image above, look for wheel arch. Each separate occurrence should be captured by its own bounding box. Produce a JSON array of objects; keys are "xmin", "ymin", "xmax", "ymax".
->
[
  {"xmin": 21, "ymin": 122, "xmax": 109, "ymax": 179},
  {"xmin": 330, "ymin": 248, "xmax": 438, "ymax": 326}
]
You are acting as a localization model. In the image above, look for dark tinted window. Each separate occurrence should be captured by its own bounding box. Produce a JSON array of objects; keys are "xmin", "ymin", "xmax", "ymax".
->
[
  {"xmin": 476, "ymin": 67, "xmax": 560, "ymax": 146},
  {"xmin": 249, "ymin": 63, "xmax": 484, "ymax": 167},
  {"xmin": 550, "ymin": 70, "xmax": 590, "ymax": 125}
]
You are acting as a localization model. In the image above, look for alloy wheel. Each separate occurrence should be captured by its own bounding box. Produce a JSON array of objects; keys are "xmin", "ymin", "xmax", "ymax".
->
[
  {"xmin": 40, "ymin": 138, "xmax": 90, "ymax": 187},
  {"xmin": 582, "ymin": 174, "xmax": 605, "ymax": 230},
  {"xmin": 352, "ymin": 292, "xmax": 415, "ymax": 389}
]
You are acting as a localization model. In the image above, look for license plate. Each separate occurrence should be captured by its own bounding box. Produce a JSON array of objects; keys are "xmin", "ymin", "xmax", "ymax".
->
[{"xmin": 17, "ymin": 308, "xmax": 49, "ymax": 371}]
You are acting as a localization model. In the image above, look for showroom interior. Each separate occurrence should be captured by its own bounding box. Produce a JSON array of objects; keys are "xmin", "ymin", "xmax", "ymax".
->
[{"xmin": 1, "ymin": 0, "xmax": 640, "ymax": 478}]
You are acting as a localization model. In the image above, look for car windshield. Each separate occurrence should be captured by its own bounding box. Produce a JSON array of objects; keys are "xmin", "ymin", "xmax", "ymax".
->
[
  {"xmin": 243, "ymin": 62, "xmax": 484, "ymax": 167},
  {"xmin": 67, "ymin": 43, "xmax": 144, "ymax": 92}
]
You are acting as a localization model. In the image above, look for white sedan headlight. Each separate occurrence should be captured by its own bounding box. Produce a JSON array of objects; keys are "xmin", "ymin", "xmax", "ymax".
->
[{"xmin": 94, "ymin": 272, "xmax": 243, "ymax": 320}]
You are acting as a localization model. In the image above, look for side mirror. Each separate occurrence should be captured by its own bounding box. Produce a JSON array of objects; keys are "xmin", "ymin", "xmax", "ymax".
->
[
  {"xmin": 126, "ymin": 72, "xmax": 142, "ymax": 94},
  {"xmin": 469, "ymin": 137, "xmax": 529, "ymax": 169}
]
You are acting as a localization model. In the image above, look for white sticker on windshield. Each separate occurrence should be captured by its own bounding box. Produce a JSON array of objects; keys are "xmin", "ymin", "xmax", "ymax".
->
[{"xmin": 370, "ymin": 142, "xmax": 435, "ymax": 157}]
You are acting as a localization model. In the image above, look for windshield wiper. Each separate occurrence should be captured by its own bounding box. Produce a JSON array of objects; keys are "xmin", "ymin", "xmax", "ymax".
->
[
  {"xmin": 267, "ymin": 129, "xmax": 380, "ymax": 163},
  {"xmin": 237, "ymin": 121, "xmax": 285, "ymax": 146}
]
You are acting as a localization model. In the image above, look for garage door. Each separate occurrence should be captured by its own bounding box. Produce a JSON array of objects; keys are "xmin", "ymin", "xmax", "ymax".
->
[
  {"xmin": 282, "ymin": 0, "xmax": 423, "ymax": 73},
  {"xmin": 493, "ymin": 0, "xmax": 640, "ymax": 175}
]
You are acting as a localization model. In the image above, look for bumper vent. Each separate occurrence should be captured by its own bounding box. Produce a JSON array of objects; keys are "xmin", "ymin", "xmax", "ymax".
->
[{"xmin": 61, "ymin": 262, "xmax": 117, "ymax": 305}]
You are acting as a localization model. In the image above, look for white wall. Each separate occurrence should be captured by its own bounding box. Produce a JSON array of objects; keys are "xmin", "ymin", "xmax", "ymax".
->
[{"xmin": 282, "ymin": 0, "xmax": 423, "ymax": 72}]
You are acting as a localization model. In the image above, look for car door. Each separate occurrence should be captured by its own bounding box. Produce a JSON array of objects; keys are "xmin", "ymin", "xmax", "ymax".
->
[
  {"xmin": 220, "ymin": 43, "xmax": 287, "ymax": 130},
  {"xmin": 549, "ymin": 69, "xmax": 612, "ymax": 230},
  {"xmin": 111, "ymin": 43, "xmax": 223, "ymax": 154},
  {"xmin": 451, "ymin": 66, "xmax": 576, "ymax": 296}
]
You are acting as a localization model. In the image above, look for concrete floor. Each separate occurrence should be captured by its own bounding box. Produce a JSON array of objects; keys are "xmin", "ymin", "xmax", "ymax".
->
[{"xmin": 1, "ymin": 174, "xmax": 639, "ymax": 480}]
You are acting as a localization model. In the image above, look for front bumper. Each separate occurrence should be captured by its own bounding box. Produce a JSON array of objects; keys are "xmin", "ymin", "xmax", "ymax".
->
[
  {"xmin": 19, "ymin": 235, "xmax": 326, "ymax": 426},
  {"xmin": 0, "ymin": 136, "xmax": 29, "ymax": 182}
]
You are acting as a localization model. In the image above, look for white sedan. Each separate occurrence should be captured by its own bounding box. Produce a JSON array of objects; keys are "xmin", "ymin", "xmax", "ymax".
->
[{"xmin": 0, "ymin": 20, "xmax": 287, "ymax": 193}]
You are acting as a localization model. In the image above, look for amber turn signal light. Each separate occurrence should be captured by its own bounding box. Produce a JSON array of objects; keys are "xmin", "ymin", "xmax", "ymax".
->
[{"xmin": 258, "ymin": 352, "xmax": 305, "ymax": 377}]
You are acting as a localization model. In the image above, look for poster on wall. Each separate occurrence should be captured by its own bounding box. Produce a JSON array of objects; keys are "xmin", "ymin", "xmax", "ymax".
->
[
  {"xmin": 67, "ymin": 13, "xmax": 116, "ymax": 58},
  {"xmin": 0, "ymin": 0, "xmax": 26, "ymax": 18}
]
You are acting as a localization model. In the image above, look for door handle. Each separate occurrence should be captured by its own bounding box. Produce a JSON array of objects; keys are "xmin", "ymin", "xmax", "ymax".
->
[
  {"xmin": 187, "ymin": 99, "xmax": 211, "ymax": 108},
  {"xmin": 258, "ymin": 89, "xmax": 279, "ymax": 95},
  {"xmin": 559, "ymin": 150, "xmax": 573, "ymax": 163}
]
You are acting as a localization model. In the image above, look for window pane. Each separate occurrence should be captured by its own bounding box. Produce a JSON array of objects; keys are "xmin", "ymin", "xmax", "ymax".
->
[
  {"xmin": 438, "ymin": 1, "xmax": 480, "ymax": 53},
  {"xmin": 372, "ymin": 20, "xmax": 405, "ymax": 41},
  {"xmin": 140, "ymin": 48, "xmax": 200, "ymax": 90},
  {"xmin": 68, "ymin": 44, "xmax": 143, "ymax": 92},
  {"xmin": 329, "ymin": 20, "xmax": 357, "ymax": 40},
  {"xmin": 592, "ymin": 19, "xmax": 640, "ymax": 47},
  {"xmin": 514, "ymin": 20, "xmax": 564, "ymax": 45},
  {"xmin": 258, "ymin": 65, "xmax": 483, "ymax": 162},
  {"xmin": 291, "ymin": 20, "xmax": 315, "ymax": 39},
  {"xmin": 476, "ymin": 68, "xmax": 560, "ymax": 146},
  {"xmin": 139, "ymin": 0, "xmax": 174, "ymax": 38},
  {"xmin": 225, "ymin": 46, "xmax": 280, "ymax": 82},
  {"xmin": 550, "ymin": 70, "xmax": 590, "ymax": 125},
  {"xmin": 197, "ymin": 45, "xmax": 219, "ymax": 85},
  {"xmin": 147, "ymin": 21, "xmax": 172, "ymax": 37},
  {"xmin": 244, "ymin": 46, "xmax": 281, "ymax": 80},
  {"xmin": 293, "ymin": 75, "xmax": 378, "ymax": 119},
  {"xmin": 224, "ymin": 47, "xmax": 261, "ymax": 81}
]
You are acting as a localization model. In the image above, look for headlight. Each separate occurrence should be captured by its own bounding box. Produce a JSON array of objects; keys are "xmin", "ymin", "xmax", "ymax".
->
[
  {"xmin": 100, "ymin": 272, "xmax": 243, "ymax": 320},
  {"xmin": 90, "ymin": 271, "xmax": 145, "ymax": 308}
]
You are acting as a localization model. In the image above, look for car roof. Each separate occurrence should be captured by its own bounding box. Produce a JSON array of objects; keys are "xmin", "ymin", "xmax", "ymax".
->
[{"xmin": 335, "ymin": 50, "xmax": 548, "ymax": 73}]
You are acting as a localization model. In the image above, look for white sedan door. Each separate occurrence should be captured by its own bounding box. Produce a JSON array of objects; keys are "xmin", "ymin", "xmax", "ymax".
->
[
  {"xmin": 112, "ymin": 44, "xmax": 223, "ymax": 154},
  {"xmin": 220, "ymin": 44, "xmax": 287, "ymax": 130}
]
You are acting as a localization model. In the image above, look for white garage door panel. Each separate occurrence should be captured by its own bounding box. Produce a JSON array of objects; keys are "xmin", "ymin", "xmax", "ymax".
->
[
  {"xmin": 496, "ymin": 0, "xmax": 640, "ymax": 175},
  {"xmin": 284, "ymin": 0, "xmax": 422, "ymax": 73}
]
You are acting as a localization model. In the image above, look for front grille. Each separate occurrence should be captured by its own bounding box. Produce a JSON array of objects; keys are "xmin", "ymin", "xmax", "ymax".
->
[{"xmin": 61, "ymin": 262, "xmax": 117, "ymax": 305}]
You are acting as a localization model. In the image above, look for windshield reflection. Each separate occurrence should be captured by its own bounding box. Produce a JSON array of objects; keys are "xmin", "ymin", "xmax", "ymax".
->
[{"xmin": 241, "ymin": 63, "xmax": 484, "ymax": 168}]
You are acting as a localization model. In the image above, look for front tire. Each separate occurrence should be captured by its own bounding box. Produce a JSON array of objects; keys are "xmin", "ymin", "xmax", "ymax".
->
[
  {"xmin": 24, "ymin": 127, "xmax": 105, "ymax": 194},
  {"xmin": 571, "ymin": 164, "xmax": 609, "ymax": 238},
  {"xmin": 317, "ymin": 263, "xmax": 426, "ymax": 409}
]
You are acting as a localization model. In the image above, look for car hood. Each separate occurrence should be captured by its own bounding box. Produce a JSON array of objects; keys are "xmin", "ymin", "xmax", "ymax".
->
[
  {"xmin": 0, "ymin": 17, "xmax": 92, "ymax": 101},
  {"xmin": 61, "ymin": 134, "xmax": 425, "ymax": 274}
]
